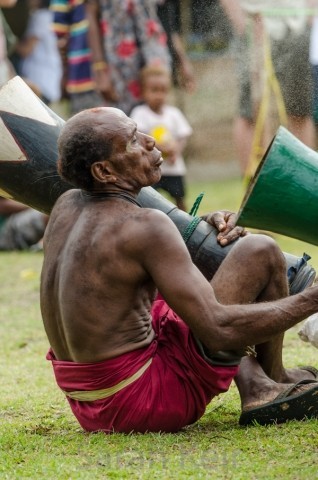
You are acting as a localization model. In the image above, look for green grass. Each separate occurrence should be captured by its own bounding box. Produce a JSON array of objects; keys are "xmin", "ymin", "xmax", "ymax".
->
[{"xmin": 0, "ymin": 178, "xmax": 318, "ymax": 480}]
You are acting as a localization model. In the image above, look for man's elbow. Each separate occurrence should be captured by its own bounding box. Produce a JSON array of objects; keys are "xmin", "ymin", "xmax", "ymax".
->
[{"xmin": 196, "ymin": 306, "xmax": 236, "ymax": 353}]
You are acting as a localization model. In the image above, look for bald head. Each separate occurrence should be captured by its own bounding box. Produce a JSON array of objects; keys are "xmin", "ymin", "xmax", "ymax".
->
[
  {"xmin": 57, "ymin": 107, "xmax": 131, "ymax": 191},
  {"xmin": 63, "ymin": 107, "xmax": 130, "ymax": 143},
  {"xmin": 70, "ymin": 107, "xmax": 127, "ymax": 126}
]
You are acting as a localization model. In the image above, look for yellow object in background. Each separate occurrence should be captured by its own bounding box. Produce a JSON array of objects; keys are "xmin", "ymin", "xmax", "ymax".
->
[
  {"xmin": 150, "ymin": 125, "xmax": 173, "ymax": 159},
  {"xmin": 150, "ymin": 125, "xmax": 171, "ymax": 144},
  {"xmin": 20, "ymin": 268, "xmax": 38, "ymax": 280}
]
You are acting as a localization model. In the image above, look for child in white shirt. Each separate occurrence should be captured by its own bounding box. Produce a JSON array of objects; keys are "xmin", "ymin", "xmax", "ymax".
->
[{"xmin": 130, "ymin": 65, "xmax": 192, "ymax": 211}]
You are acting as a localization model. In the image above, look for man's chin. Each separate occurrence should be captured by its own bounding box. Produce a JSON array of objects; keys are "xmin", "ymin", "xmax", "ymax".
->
[{"xmin": 152, "ymin": 173, "xmax": 161, "ymax": 186}]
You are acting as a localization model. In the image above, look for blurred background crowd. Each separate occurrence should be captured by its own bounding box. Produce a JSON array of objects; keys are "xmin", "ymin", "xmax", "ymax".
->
[
  {"xmin": 0, "ymin": 0, "xmax": 318, "ymax": 246},
  {"xmin": 2, "ymin": 1, "xmax": 318, "ymax": 174}
]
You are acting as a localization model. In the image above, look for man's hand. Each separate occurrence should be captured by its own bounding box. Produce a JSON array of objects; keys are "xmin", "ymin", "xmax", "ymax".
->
[
  {"xmin": 94, "ymin": 70, "xmax": 119, "ymax": 102},
  {"xmin": 202, "ymin": 210, "xmax": 248, "ymax": 246}
]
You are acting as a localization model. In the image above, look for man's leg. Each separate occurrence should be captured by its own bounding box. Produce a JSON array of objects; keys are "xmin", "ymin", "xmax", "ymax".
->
[
  {"xmin": 209, "ymin": 234, "xmax": 318, "ymax": 421},
  {"xmin": 210, "ymin": 234, "xmax": 316, "ymax": 384}
]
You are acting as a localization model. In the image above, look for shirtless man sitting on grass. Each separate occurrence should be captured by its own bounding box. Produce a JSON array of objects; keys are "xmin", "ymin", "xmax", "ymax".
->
[{"xmin": 41, "ymin": 107, "xmax": 318, "ymax": 433}]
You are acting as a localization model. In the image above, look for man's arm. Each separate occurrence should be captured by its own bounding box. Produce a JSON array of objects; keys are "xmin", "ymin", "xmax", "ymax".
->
[
  {"xmin": 85, "ymin": 0, "xmax": 118, "ymax": 102},
  {"xmin": 134, "ymin": 209, "xmax": 318, "ymax": 353},
  {"xmin": 171, "ymin": 32, "xmax": 196, "ymax": 93}
]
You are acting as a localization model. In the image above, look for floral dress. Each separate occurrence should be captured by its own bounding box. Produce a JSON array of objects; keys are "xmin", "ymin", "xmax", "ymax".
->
[{"xmin": 98, "ymin": 0, "xmax": 171, "ymax": 114}]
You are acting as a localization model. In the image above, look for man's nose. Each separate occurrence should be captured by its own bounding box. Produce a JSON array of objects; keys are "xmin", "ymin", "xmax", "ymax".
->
[{"xmin": 145, "ymin": 134, "xmax": 155, "ymax": 150}]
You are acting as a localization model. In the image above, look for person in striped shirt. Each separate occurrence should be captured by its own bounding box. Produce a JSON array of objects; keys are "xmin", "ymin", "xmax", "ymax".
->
[{"xmin": 51, "ymin": 0, "xmax": 104, "ymax": 114}]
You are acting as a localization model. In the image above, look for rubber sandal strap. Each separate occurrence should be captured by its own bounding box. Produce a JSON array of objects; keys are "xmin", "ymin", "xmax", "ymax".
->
[
  {"xmin": 274, "ymin": 379, "xmax": 318, "ymax": 401},
  {"xmin": 299, "ymin": 365, "xmax": 318, "ymax": 379}
]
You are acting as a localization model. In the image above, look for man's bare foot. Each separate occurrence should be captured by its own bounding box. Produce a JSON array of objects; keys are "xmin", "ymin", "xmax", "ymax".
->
[
  {"xmin": 280, "ymin": 366, "xmax": 318, "ymax": 384},
  {"xmin": 239, "ymin": 380, "xmax": 318, "ymax": 426},
  {"xmin": 242, "ymin": 382, "xmax": 285, "ymax": 412},
  {"xmin": 242, "ymin": 380, "xmax": 317, "ymax": 412}
]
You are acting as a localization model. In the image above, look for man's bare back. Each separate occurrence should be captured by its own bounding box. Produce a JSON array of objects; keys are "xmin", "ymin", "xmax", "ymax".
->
[{"xmin": 41, "ymin": 189, "xmax": 163, "ymax": 362}]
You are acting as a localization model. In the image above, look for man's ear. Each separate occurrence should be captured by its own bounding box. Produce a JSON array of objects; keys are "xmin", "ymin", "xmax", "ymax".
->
[{"xmin": 91, "ymin": 161, "xmax": 117, "ymax": 183}]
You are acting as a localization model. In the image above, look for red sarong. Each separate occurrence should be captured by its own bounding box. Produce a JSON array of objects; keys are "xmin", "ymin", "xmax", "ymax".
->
[{"xmin": 47, "ymin": 296, "xmax": 239, "ymax": 433}]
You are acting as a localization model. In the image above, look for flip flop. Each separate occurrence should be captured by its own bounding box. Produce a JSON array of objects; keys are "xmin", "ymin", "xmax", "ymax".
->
[
  {"xmin": 299, "ymin": 366, "xmax": 318, "ymax": 380},
  {"xmin": 239, "ymin": 380, "xmax": 318, "ymax": 426}
]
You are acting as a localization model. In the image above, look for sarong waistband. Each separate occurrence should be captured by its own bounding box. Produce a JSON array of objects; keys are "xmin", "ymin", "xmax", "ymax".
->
[{"xmin": 62, "ymin": 357, "xmax": 153, "ymax": 402}]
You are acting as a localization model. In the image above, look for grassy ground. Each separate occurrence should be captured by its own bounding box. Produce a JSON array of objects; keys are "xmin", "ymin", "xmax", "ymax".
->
[{"xmin": 0, "ymin": 177, "xmax": 318, "ymax": 480}]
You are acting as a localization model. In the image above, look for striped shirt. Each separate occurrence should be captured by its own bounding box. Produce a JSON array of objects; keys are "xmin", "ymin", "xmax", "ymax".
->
[{"xmin": 50, "ymin": 0, "xmax": 94, "ymax": 94}]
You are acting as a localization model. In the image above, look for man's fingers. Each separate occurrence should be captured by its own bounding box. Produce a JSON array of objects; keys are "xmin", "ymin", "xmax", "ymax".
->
[
  {"xmin": 212, "ymin": 211, "xmax": 231, "ymax": 231},
  {"xmin": 217, "ymin": 226, "xmax": 246, "ymax": 245}
]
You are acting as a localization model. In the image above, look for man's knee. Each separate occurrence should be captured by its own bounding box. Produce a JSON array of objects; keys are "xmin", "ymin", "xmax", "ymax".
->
[{"xmin": 237, "ymin": 234, "xmax": 285, "ymax": 270}]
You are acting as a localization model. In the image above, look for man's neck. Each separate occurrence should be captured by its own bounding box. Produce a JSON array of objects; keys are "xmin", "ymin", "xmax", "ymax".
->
[{"xmin": 81, "ymin": 190, "xmax": 142, "ymax": 207}]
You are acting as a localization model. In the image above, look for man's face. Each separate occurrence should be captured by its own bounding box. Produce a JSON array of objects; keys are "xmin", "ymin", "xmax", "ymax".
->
[{"xmin": 104, "ymin": 109, "xmax": 163, "ymax": 189}]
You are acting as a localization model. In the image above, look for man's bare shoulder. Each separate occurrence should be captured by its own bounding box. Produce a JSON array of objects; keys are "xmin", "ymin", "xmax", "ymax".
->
[
  {"xmin": 49, "ymin": 189, "xmax": 82, "ymax": 218},
  {"xmin": 45, "ymin": 189, "xmax": 83, "ymax": 237},
  {"xmin": 129, "ymin": 207, "xmax": 188, "ymax": 255},
  {"xmin": 135, "ymin": 207, "xmax": 180, "ymax": 234},
  {"xmin": 52, "ymin": 189, "xmax": 81, "ymax": 208}
]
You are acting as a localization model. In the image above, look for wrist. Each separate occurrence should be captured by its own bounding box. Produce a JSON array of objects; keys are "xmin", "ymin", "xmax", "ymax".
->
[{"xmin": 92, "ymin": 61, "xmax": 108, "ymax": 72}]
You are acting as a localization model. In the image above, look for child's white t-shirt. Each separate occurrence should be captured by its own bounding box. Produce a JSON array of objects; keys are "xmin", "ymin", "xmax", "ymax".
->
[{"xmin": 130, "ymin": 103, "xmax": 192, "ymax": 176}]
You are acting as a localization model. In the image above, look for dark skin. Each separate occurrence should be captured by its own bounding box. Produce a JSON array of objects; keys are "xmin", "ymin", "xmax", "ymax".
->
[
  {"xmin": 0, "ymin": 197, "xmax": 29, "ymax": 215},
  {"xmin": 85, "ymin": 0, "xmax": 119, "ymax": 103},
  {"xmin": 41, "ymin": 108, "xmax": 318, "ymax": 413}
]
